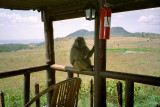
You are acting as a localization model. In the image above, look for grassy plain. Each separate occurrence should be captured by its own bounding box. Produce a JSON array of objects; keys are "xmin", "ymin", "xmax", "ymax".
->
[{"xmin": 0, "ymin": 37, "xmax": 160, "ymax": 107}]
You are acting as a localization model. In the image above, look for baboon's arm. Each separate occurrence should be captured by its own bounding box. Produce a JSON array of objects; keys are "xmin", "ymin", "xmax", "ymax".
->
[
  {"xmin": 70, "ymin": 50, "xmax": 74, "ymax": 65},
  {"xmin": 85, "ymin": 46, "xmax": 94, "ymax": 60}
]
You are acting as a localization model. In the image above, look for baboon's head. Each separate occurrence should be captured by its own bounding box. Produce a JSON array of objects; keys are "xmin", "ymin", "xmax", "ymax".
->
[{"xmin": 74, "ymin": 37, "xmax": 86, "ymax": 49}]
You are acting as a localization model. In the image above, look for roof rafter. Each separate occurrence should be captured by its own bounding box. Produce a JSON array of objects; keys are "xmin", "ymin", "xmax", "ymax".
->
[{"xmin": 0, "ymin": 0, "xmax": 160, "ymax": 21}]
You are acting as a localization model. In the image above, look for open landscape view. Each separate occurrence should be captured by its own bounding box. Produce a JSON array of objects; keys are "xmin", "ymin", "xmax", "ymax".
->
[
  {"xmin": 0, "ymin": 27, "xmax": 160, "ymax": 106},
  {"xmin": 0, "ymin": 4, "xmax": 160, "ymax": 107}
]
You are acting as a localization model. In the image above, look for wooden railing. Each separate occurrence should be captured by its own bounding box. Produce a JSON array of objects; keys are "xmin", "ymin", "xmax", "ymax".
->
[
  {"xmin": 50, "ymin": 64, "xmax": 95, "ymax": 76},
  {"xmin": 50, "ymin": 64, "xmax": 160, "ymax": 86},
  {"xmin": 0, "ymin": 64, "xmax": 160, "ymax": 107},
  {"xmin": 50, "ymin": 64, "xmax": 160, "ymax": 107},
  {"xmin": 0, "ymin": 65, "xmax": 48, "ymax": 107},
  {"xmin": 0, "ymin": 65, "xmax": 48, "ymax": 79}
]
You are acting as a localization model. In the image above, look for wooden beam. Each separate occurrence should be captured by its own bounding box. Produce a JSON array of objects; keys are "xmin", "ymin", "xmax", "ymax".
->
[
  {"xmin": 117, "ymin": 82, "xmax": 123, "ymax": 107},
  {"xmin": 23, "ymin": 73, "xmax": 30, "ymax": 106},
  {"xmin": 0, "ymin": 91, "xmax": 5, "ymax": 107},
  {"xmin": 100, "ymin": 70, "xmax": 160, "ymax": 86},
  {"xmin": 50, "ymin": 64, "xmax": 95, "ymax": 76},
  {"xmin": 90, "ymin": 79, "xmax": 93, "ymax": 107},
  {"xmin": 94, "ymin": 0, "xmax": 107, "ymax": 106},
  {"xmin": 35, "ymin": 83, "xmax": 40, "ymax": 107},
  {"xmin": 42, "ymin": 9, "xmax": 55, "ymax": 107},
  {"xmin": 0, "ymin": 0, "xmax": 159, "ymax": 21},
  {"xmin": 67, "ymin": 71, "xmax": 73, "ymax": 79},
  {"xmin": 51, "ymin": 64, "xmax": 160, "ymax": 87},
  {"xmin": 125, "ymin": 80, "xmax": 134, "ymax": 107},
  {"xmin": 52, "ymin": 10, "xmax": 84, "ymax": 21},
  {"xmin": 110, "ymin": 0, "xmax": 160, "ymax": 13},
  {"xmin": 50, "ymin": 0, "xmax": 160, "ymax": 21},
  {"xmin": 0, "ymin": 65, "xmax": 48, "ymax": 79},
  {"xmin": 50, "ymin": 0, "xmax": 88, "ymax": 15}
]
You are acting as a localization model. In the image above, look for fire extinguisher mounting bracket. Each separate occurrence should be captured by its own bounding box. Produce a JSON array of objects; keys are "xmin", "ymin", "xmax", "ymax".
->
[{"xmin": 104, "ymin": 3, "xmax": 110, "ymax": 8}]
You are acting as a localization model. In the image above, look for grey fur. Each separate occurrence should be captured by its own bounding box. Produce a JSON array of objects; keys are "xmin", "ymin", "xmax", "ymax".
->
[{"xmin": 70, "ymin": 37, "xmax": 94, "ymax": 71}]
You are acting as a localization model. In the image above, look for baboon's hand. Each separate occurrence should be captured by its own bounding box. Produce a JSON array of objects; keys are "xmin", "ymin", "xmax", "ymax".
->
[{"xmin": 84, "ymin": 45, "xmax": 94, "ymax": 60}]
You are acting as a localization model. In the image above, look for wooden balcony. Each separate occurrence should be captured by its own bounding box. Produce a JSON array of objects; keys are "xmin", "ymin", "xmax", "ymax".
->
[
  {"xmin": 0, "ymin": 0, "xmax": 160, "ymax": 106},
  {"xmin": 0, "ymin": 64, "xmax": 160, "ymax": 106}
]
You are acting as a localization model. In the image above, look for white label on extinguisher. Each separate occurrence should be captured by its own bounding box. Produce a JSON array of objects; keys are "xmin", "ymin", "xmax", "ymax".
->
[{"xmin": 104, "ymin": 17, "xmax": 111, "ymax": 27}]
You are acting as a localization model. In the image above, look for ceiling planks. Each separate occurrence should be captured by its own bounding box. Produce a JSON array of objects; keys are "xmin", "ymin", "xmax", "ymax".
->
[
  {"xmin": 0, "ymin": 0, "xmax": 160, "ymax": 21},
  {"xmin": 110, "ymin": 0, "xmax": 160, "ymax": 13}
]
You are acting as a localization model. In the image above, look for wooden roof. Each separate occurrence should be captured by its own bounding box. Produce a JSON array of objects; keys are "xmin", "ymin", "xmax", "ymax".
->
[{"xmin": 0, "ymin": 0, "xmax": 160, "ymax": 21}]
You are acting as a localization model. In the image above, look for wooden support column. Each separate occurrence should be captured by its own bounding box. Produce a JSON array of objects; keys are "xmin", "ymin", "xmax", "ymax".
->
[
  {"xmin": 23, "ymin": 73, "xmax": 30, "ymax": 107},
  {"xmin": 90, "ymin": 79, "xmax": 93, "ymax": 107},
  {"xmin": 42, "ymin": 9, "xmax": 55, "ymax": 107},
  {"xmin": 117, "ymin": 82, "xmax": 123, "ymax": 107},
  {"xmin": 125, "ymin": 80, "xmax": 134, "ymax": 107},
  {"xmin": 94, "ymin": 0, "xmax": 106, "ymax": 107},
  {"xmin": 67, "ymin": 71, "xmax": 73, "ymax": 79},
  {"xmin": 0, "ymin": 91, "xmax": 5, "ymax": 107},
  {"xmin": 35, "ymin": 83, "xmax": 40, "ymax": 107}
]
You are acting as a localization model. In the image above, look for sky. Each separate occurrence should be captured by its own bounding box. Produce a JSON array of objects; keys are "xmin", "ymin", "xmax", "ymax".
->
[{"xmin": 0, "ymin": 7, "xmax": 160, "ymax": 40}]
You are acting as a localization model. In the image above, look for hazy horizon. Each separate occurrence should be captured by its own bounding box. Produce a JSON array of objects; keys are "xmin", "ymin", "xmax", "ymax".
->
[{"xmin": 0, "ymin": 7, "xmax": 160, "ymax": 40}]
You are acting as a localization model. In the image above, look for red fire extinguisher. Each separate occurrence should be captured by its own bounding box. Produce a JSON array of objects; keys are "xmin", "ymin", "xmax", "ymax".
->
[{"xmin": 99, "ymin": 3, "xmax": 112, "ymax": 39}]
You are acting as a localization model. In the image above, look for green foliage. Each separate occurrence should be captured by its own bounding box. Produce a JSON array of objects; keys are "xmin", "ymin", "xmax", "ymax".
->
[
  {"xmin": 2, "ymin": 85, "xmax": 47, "ymax": 107},
  {"xmin": 0, "ymin": 44, "xmax": 32, "ymax": 52},
  {"xmin": 105, "ymin": 80, "xmax": 160, "ymax": 107},
  {"xmin": 106, "ymin": 80, "xmax": 123, "ymax": 106},
  {"xmin": 107, "ymin": 48, "xmax": 152, "ymax": 52},
  {"xmin": 3, "ymin": 89, "xmax": 23, "ymax": 107},
  {"xmin": 78, "ymin": 80, "xmax": 160, "ymax": 107},
  {"xmin": 30, "ymin": 86, "xmax": 47, "ymax": 107},
  {"xmin": 1, "ymin": 80, "xmax": 160, "ymax": 107},
  {"xmin": 79, "ymin": 83, "xmax": 90, "ymax": 107},
  {"xmin": 34, "ymin": 42, "xmax": 45, "ymax": 48},
  {"xmin": 134, "ymin": 85, "xmax": 160, "ymax": 107}
]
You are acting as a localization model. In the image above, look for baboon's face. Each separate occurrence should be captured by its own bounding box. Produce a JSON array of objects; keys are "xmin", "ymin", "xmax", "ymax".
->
[{"xmin": 75, "ymin": 37, "xmax": 86, "ymax": 48}]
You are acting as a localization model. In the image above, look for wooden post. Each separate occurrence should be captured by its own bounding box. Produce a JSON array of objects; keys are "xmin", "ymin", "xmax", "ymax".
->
[
  {"xmin": 156, "ymin": 104, "xmax": 160, "ymax": 107},
  {"xmin": 90, "ymin": 79, "xmax": 93, "ymax": 107},
  {"xmin": 0, "ymin": 91, "xmax": 5, "ymax": 107},
  {"xmin": 117, "ymin": 82, "xmax": 123, "ymax": 107},
  {"xmin": 67, "ymin": 71, "xmax": 73, "ymax": 79},
  {"xmin": 94, "ymin": 0, "xmax": 106, "ymax": 107},
  {"xmin": 42, "ymin": 8, "xmax": 55, "ymax": 107},
  {"xmin": 125, "ymin": 80, "xmax": 134, "ymax": 107},
  {"xmin": 35, "ymin": 83, "xmax": 40, "ymax": 107},
  {"xmin": 77, "ymin": 74, "xmax": 79, "ymax": 77},
  {"xmin": 24, "ymin": 73, "xmax": 30, "ymax": 106}
]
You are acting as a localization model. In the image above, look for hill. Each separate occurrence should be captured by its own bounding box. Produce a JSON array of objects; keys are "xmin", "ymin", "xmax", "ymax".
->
[
  {"xmin": 66, "ymin": 27, "xmax": 160, "ymax": 39},
  {"xmin": 0, "ymin": 39, "xmax": 43, "ymax": 44},
  {"xmin": 110, "ymin": 27, "xmax": 132, "ymax": 37},
  {"xmin": 66, "ymin": 29, "xmax": 94, "ymax": 38},
  {"xmin": 0, "ymin": 27, "xmax": 159, "ymax": 53},
  {"xmin": 132, "ymin": 32, "xmax": 160, "ymax": 39},
  {"xmin": 0, "ymin": 44, "xmax": 32, "ymax": 52}
]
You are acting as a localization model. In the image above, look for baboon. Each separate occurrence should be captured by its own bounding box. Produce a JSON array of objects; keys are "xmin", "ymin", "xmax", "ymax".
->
[{"xmin": 70, "ymin": 37, "xmax": 94, "ymax": 71}]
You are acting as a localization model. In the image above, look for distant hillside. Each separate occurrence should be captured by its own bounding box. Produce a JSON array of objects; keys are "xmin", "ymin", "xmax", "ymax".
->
[
  {"xmin": 65, "ymin": 27, "xmax": 160, "ymax": 39},
  {"xmin": 132, "ymin": 32, "xmax": 160, "ymax": 39},
  {"xmin": 66, "ymin": 29, "xmax": 94, "ymax": 38},
  {"xmin": 0, "ymin": 44, "xmax": 32, "ymax": 52},
  {"xmin": 110, "ymin": 27, "xmax": 132, "ymax": 37},
  {"xmin": 0, "ymin": 39, "xmax": 44, "ymax": 44}
]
